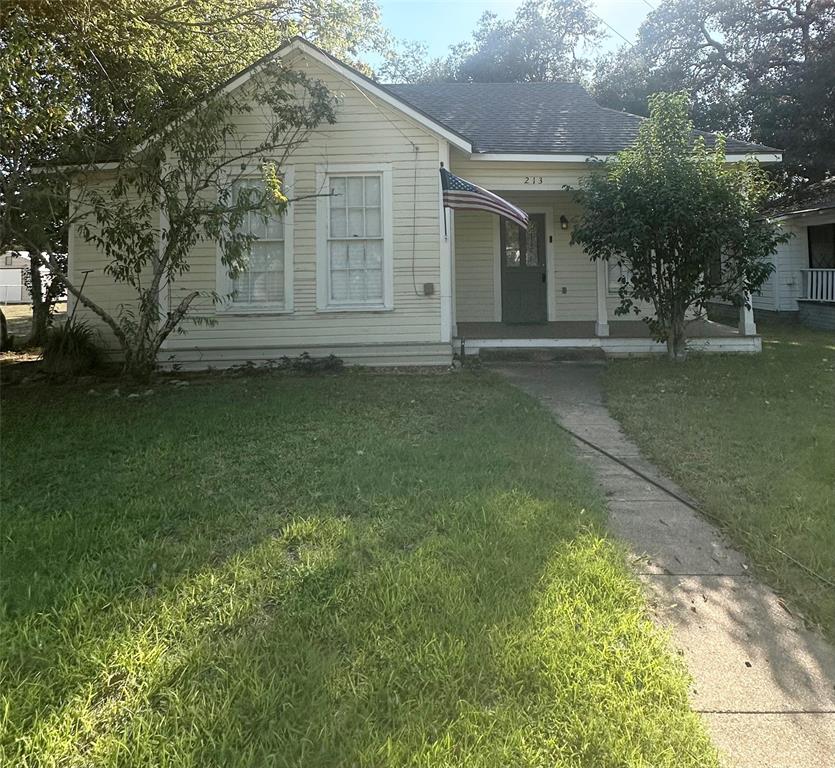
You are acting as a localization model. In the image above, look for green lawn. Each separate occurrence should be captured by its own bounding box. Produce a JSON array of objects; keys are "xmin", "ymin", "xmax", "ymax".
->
[
  {"xmin": 606, "ymin": 320, "xmax": 835, "ymax": 638},
  {"xmin": 1, "ymin": 371, "xmax": 716, "ymax": 767}
]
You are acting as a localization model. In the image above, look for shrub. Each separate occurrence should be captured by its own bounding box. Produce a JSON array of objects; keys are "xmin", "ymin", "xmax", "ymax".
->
[{"xmin": 42, "ymin": 320, "xmax": 103, "ymax": 375}]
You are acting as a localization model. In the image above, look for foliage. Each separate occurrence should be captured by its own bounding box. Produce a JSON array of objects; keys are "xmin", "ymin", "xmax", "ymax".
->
[
  {"xmin": 0, "ymin": 0, "xmax": 384, "ymax": 343},
  {"xmin": 0, "ymin": 373, "xmax": 717, "ymax": 766},
  {"xmin": 572, "ymin": 92, "xmax": 785, "ymax": 359},
  {"xmin": 47, "ymin": 65, "xmax": 336, "ymax": 380},
  {"xmin": 593, "ymin": 0, "xmax": 835, "ymax": 184},
  {"xmin": 41, "ymin": 320, "xmax": 103, "ymax": 375},
  {"xmin": 606, "ymin": 319, "xmax": 835, "ymax": 637},
  {"xmin": 377, "ymin": 0, "xmax": 603, "ymax": 83}
]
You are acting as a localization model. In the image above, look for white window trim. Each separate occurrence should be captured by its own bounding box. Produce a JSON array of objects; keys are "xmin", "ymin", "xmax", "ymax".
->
[
  {"xmin": 316, "ymin": 163, "xmax": 394, "ymax": 312},
  {"xmin": 216, "ymin": 166, "xmax": 295, "ymax": 315}
]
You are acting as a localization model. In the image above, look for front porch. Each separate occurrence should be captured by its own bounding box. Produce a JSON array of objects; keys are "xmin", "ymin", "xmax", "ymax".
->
[
  {"xmin": 445, "ymin": 180, "xmax": 760, "ymax": 356},
  {"xmin": 455, "ymin": 318, "xmax": 761, "ymax": 356}
]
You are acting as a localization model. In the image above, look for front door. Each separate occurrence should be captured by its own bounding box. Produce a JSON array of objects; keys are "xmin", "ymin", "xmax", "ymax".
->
[{"xmin": 501, "ymin": 213, "xmax": 547, "ymax": 323}]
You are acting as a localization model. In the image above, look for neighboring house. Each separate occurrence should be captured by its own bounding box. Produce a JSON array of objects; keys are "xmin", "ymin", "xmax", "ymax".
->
[
  {"xmin": 67, "ymin": 37, "xmax": 782, "ymax": 368},
  {"xmin": 758, "ymin": 178, "xmax": 835, "ymax": 330},
  {"xmin": 0, "ymin": 251, "xmax": 32, "ymax": 304}
]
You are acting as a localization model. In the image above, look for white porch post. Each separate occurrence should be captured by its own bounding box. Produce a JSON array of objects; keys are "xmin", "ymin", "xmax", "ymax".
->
[
  {"xmin": 595, "ymin": 259, "xmax": 610, "ymax": 337},
  {"xmin": 739, "ymin": 291, "xmax": 757, "ymax": 336},
  {"xmin": 438, "ymin": 140, "xmax": 453, "ymax": 343}
]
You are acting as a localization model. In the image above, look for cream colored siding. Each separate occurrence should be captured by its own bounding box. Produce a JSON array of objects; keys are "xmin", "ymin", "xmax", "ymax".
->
[
  {"xmin": 454, "ymin": 210, "xmax": 498, "ymax": 321},
  {"xmin": 161, "ymin": 50, "xmax": 445, "ymax": 363},
  {"xmin": 69, "ymin": 174, "xmax": 160, "ymax": 349},
  {"xmin": 69, "ymin": 49, "xmax": 450, "ymax": 366}
]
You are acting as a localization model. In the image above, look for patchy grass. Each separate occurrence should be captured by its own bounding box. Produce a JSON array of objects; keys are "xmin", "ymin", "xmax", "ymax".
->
[
  {"xmin": 605, "ymin": 320, "xmax": 835, "ymax": 637},
  {"xmin": 1, "ymin": 372, "xmax": 716, "ymax": 767}
]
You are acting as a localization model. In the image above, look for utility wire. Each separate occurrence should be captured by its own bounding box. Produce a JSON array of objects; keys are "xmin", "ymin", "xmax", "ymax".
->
[
  {"xmin": 589, "ymin": 9, "xmax": 635, "ymax": 47},
  {"xmin": 551, "ymin": 419, "xmax": 835, "ymax": 591}
]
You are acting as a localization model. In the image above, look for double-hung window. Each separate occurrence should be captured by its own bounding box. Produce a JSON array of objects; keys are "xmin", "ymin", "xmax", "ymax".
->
[
  {"xmin": 608, "ymin": 257, "xmax": 632, "ymax": 294},
  {"xmin": 219, "ymin": 170, "xmax": 293, "ymax": 312},
  {"xmin": 317, "ymin": 165, "xmax": 393, "ymax": 310}
]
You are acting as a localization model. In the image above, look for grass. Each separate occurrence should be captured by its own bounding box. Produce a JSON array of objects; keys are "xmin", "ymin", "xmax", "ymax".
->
[
  {"xmin": 0, "ymin": 371, "xmax": 716, "ymax": 767},
  {"xmin": 605, "ymin": 319, "xmax": 835, "ymax": 637}
]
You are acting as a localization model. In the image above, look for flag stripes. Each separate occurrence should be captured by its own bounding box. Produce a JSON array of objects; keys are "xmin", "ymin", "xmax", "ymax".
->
[{"xmin": 440, "ymin": 167, "xmax": 529, "ymax": 229}]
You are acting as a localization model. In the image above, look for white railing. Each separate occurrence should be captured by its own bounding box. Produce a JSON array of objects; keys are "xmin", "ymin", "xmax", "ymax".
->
[{"xmin": 801, "ymin": 269, "xmax": 835, "ymax": 303}]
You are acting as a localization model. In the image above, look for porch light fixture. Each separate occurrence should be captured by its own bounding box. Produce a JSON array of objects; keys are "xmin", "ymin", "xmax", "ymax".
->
[{"xmin": 559, "ymin": 215, "xmax": 569, "ymax": 230}]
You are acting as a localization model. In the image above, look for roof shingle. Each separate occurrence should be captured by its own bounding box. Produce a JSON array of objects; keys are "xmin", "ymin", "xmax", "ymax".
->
[{"xmin": 382, "ymin": 82, "xmax": 780, "ymax": 156}]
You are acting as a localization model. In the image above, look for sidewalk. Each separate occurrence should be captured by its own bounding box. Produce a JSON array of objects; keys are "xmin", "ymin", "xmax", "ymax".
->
[{"xmin": 492, "ymin": 361, "xmax": 835, "ymax": 768}]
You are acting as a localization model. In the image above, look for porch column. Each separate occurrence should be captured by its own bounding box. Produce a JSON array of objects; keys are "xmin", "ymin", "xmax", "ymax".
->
[
  {"xmin": 595, "ymin": 259, "xmax": 610, "ymax": 337},
  {"xmin": 739, "ymin": 291, "xmax": 757, "ymax": 336}
]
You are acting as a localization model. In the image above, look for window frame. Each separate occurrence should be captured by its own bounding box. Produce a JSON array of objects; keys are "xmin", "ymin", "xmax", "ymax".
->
[
  {"xmin": 316, "ymin": 163, "xmax": 394, "ymax": 312},
  {"xmin": 216, "ymin": 166, "xmax": 295, "ymax": 315}
]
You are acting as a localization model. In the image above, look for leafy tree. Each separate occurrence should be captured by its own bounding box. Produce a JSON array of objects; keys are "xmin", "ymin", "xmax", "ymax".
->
[
  {"xmin": 36, "ymin": 66, "xmax": 335, "ymax": 380},
  {"xmin": 0, "ymin": 0, "xmax": 383, "ymax": 345},
  {"xmin": 594, "ymin": 0, "xmax": 835, "ymax": 184},
  {"xmin": 378, "ymin": 0, "xmax": 603, "ymax": 83},
  {"xmin": 572, "ymin": 92, "xmax": 785, "ymax": 360}
]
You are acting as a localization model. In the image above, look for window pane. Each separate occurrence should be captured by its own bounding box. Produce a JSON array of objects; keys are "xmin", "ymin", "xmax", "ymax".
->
[
  {"xmin": 330, "ymin": 177, "xmax": 346, "ymax": 202},
  {"xmin": 348, "ymin": 208, "xmax": 365, "ymax": 237},
  {"xmin": 330, "ymin": 241, "xmax": 348, "ymax": 270},
  {"xmin": 265, "ymin": 209, "xmax": 284, "ymax": 240},
  {"xmin": 365, "ymin": 207, "xmax": 381, "ymax": 237},
  {"xmin": 347, "ymin": 177, "xmax": 364, "ymax": 207},
  {"xmin": 365, "ymin": 176, "xmax": 381, "ymax": 207},
  {"xmin": 347, "ymin": 240, "xmax": 365, "ymax": 268},
  {"xmin": 331, "ymin": 269, "xmax": 348, "ymax": 301},
  {"xmin": 348, "ymin": 270, "xmax": 366, "ymax": 301},
  {"xmin": 503, "ymin": 220, "xmax": 521, "ymax": 267},
  {"xmin": 330, "ymin": 206, "xmax": 347, "ymax": 238},
  {"xmin": 525, "ymin": 219, "xmax": 541, "ymax": 266},
  {"xmin": 365, "ymin": 240, "xmax": 382, "ymax": 267}
]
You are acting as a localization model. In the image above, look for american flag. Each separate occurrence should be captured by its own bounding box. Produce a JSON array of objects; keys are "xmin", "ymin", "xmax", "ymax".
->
[{"xmin": 440, "ymin": 167, "xmax": 529, "ymax": 229}]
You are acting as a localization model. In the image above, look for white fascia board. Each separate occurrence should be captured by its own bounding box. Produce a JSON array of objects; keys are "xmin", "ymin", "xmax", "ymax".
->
[
  {"xmin": 471, "ymin": 152, "xmax": 783, "ymax": 164},
  {"xmin": 274, "ymin": 40, "xmax": 473, "ymax": 153},
  {"xmin": 472, "ymin": 153, "xmax": 609, "ymax": 163}
]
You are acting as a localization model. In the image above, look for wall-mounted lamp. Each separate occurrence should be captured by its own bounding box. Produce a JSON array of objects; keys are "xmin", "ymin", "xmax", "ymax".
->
[{"xmin": 559, "ymin": 215, "xmax": 569, "ymax": 230}]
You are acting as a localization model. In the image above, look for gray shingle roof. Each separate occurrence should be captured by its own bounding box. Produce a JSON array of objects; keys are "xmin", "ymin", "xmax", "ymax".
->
[{"xmin": 383, "ymin": 82, "xmax": 780, "ymax": 156}]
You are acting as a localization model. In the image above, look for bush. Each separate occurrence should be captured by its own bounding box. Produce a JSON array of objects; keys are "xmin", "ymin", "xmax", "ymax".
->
[{"xmin": 42, "ymin": 321, "xmax": 103, "ymax": 375}]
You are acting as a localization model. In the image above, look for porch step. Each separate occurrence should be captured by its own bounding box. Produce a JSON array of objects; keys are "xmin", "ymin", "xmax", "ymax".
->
[{"xmin": 476, "ymin": 346, "xmax": 606, "ymax": 362}]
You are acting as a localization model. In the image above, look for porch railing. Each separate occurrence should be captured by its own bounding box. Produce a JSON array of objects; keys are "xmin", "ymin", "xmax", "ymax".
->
[{"xmin": 800, "ymin": 269, "xmax": 835, "ymax": 303}]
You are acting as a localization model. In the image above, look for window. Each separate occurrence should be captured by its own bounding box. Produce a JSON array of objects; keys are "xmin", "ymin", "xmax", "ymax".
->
[
  {"xmin": 608, "ymin": 258, "xmax": 631, "ymax": 293},
  {"xmin": 808, "ymin": 223, "xmax": 835, "ymax": 269},
  {"xmin": 317, "ymin": 165, "xmax": 393, "ymax": 310},
  {"xmin": 218, "ymin": 170, "xmax": 293, "ymax": 313}
]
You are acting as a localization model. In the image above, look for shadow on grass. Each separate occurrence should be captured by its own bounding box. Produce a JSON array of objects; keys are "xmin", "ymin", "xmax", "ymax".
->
[{"xmin": 1, "ymin": 373, "xmax": 715, "ymax": 766}]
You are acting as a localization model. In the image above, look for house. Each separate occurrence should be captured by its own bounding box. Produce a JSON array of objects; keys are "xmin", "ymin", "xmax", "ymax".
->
[
  {"xmin": 1, "ymin": 251, "xmax": 32, "ymax": 304},
  {"xmin": 755, "ymin": 178, "xmax": 835, "ymax": 330},
  {"xmin": 67, "ymin": 37, "xmax": 783, "ymax": 368}
]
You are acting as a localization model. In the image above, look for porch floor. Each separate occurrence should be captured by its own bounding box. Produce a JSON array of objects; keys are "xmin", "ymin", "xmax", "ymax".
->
[{"xmin": 456, "ymin": 318, "xmax": 740, "ymax": 340}]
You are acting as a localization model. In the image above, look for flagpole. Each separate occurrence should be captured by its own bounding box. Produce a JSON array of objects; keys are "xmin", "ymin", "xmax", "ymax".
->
[{"xmin": 439, "ymin": 161, "xmax": 448, "ymax": 240}]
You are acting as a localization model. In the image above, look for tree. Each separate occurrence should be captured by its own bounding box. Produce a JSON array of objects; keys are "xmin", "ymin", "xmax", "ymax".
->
[
  {"xmin": 0, "ymin": 0, "xmax": 384, "ymax": 345},
  {"xmin": 594, "ymin": 0, "xmax": 835, "ymax": 184},
  {"xmin": 377, "ymin": 0, "xmax": 603, "ymax": 83},
  {"xmin": 36, "ymin": 65, "xmax": 335, "ymax": 380},
  {"xmin": 571, "ymin": 92, "xmax": 785, "ymax": 360}
]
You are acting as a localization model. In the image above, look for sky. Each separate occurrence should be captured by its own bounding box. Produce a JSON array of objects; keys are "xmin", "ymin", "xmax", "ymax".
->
[{"xmin": 376, "ymin": 0, "xmax": 652, "ymax": 59}]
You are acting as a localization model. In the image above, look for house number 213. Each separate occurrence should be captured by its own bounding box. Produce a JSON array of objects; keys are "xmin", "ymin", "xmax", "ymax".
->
[{"xmin": 524, "ymin": 176, "xmax": 543, "ymax": 184}]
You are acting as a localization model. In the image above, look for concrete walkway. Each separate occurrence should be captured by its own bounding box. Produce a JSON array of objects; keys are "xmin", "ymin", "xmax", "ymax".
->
[{"xmin": 492, "ymin": 362, "xmax": 835, "ymax": 768}]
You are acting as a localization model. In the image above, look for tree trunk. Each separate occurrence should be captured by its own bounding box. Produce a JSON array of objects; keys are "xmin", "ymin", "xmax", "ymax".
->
[
  {"xmin": 27, "ymin": 253, "xmax": 49, "ymax": 346},
  {"xmin": 0, "ymin": 308, "xmax": 10, "ymax": 352},
  {"xmin": 666, "ymin": 312, "xmax": 688, "ymax": 361}
]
